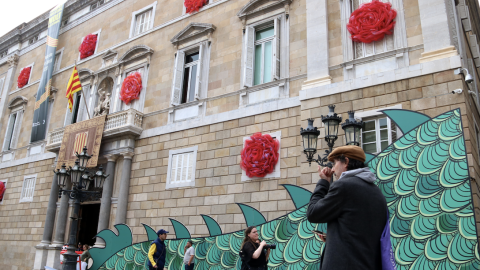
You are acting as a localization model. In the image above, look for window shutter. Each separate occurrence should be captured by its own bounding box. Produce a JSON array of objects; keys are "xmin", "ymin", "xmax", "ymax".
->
[
  {"xmin": 64, "ymin": 103, "xmax": 73, "ymax": 126},
  {"xmin": 82, "ymin": 85, "xmax": 91, "ymax": 120},
  {"xmin": 9, "ymin": 111, "xmax": 23, "ymax": 149},
  {"xmin": 273, "ymin": 17, "xmax": 281, "ymax": 80},
  {"xmin": 171, "ymin": 51, "xmax": 185, "ymax": 106},
  {"xmin": 194, "ymin": 43, "xmax": 205, "ymax": 100},
  {"xmin": 3, "ymin": 114, "xmax": 16, "ymax": 151},
  {"xmin": 243, "ymin": 26, "xmax": 255, "ymax": 87},
  {"xmin": 76, "ymin": 93, "xmax": 85, "ymax": 123}
]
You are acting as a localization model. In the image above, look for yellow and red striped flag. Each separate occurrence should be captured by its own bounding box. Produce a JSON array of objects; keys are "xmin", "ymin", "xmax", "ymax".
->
[{"xmin": 66, "ymin": 66, "xmax": 82, "ymax": 112}]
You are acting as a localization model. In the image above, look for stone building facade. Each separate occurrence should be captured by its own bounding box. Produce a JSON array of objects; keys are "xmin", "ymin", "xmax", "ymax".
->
[{"xmin": 0, "ymin": 0, "xmax": 477, "ymax": 269}]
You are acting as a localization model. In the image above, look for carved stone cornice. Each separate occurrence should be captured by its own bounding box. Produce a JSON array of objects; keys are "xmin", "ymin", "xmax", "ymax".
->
[
  {"xmin": 237, "ymin": 0, "xmax": 292, "ymax": 20},
  {"xmin": 170, "ymin": 23, "xmax": 216, "ymax": 47}
]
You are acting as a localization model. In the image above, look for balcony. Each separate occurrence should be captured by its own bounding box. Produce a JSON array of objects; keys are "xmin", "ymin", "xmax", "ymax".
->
[{"xmin": 46, "ymin": 109, "xmax": 144, "ymax": 152}]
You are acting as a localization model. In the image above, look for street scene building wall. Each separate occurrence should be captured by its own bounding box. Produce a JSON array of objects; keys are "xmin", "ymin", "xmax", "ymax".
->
[{"xmin": 0, "ymin": 0, "xmax": 478, "ymax": 269}]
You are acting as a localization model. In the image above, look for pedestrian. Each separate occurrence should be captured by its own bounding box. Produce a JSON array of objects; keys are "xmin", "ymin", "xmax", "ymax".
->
[
  {"xmin": 239, "ymin": 226, "xmax": 271, "ymax": 270},
  {"xmin": 307, "ymin": 145, "xmax": 387, "ymax": 270},
  {"xmin": 76, "ymin": 242, "xmax": 83, "ymax": 252},
  {"xmin": 147, "ymin": 229, "xmax": 168, "ymax": 270},
  {"xmin": 183, "ymin": 240, "xmax": 195, "ymax": 270},
  {"xmin": 79, "ymin": 244, "xmax": 91, "ymax": 270}
]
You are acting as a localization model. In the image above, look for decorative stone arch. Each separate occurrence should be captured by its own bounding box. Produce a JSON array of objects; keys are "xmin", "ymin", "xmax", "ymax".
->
[
  {"xmin": 118, "ymin": 45, "xmax": 154, "ymax": 64},
  {"xmin": 237, "ymin": 0, "xmax": 292, "ymax": 21},
  {"xmin": 170, "ymin": 23, "xmax": 216, "ymax": 48},
  {"xmin": 8, "ymin": 96, "xmax": 28, "ymax": 111},
  {"xmin": 78, "ymin": 68, "xmax": 95, "ymax": 84}
]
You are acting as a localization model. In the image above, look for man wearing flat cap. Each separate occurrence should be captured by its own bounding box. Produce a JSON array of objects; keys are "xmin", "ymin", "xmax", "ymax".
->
[
  {"xmin": 148, "ymin": 229, "xmax": 169, "ymax": 270},
  {"xmin": 307, "ymin": 145, "xmax": 387, "ymax": 270}
]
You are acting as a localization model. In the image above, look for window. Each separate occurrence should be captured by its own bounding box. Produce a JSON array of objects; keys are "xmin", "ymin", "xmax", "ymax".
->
[
  {"xmin": 54, "ymin": 49, "xmax": 63, "ymax": 71},
  {"xmin": 2, "ymin": 110, "xmax": 23, "ymax": 151},
  {"xmin": 475, "ymin": 123, "xmax": 480, "ymax": 164},
  {"xmin": 166, "ymin": 146, "xmax": 198, "ymax": 189},
  {"xmin": 0, "ymin": 180, "xmax": 6, "ymax": 205},
  {"xmin": 129, "ymin": 2, "xmax": 157, "ymax": 38},
  {"xmin": 119, "ymin": 68, "xmax": 144, "ymax": 111},
  {"xmin": 243, "ymin": 17, "xmax": 281, "ymax": 87},
  {"xmin": 28, "ymin": 35, "xmax": 39, "ymax": 45},
  {"xmin": 78, "ymin": 30, "xmax": 101, "ymax": 60},
  {"xmin": 135, "ymin": 9, "xmax": 152, "ymax": 36},
  {"xmin": 62, "ymin": 18, "xmax": 69, "ymax": 27},
  {"xmin": 65, "ymin": 84, "xmax": 91, "ymax": 126},
  {"xmin": 171, "ymin": 42, "xmax": 209, "ymax": 105},
  {"xmin": 361, "ymin": 117, "xmax": 397, "ymax": 154},
  {"xmin": 0, "ymin": 51, "xmax": 7, "ymax": 58},
  {"xmin": 91, "ymin": 0, "xmax": 106, "ymax": 10},
  {"xmin": 19, "ymin": 175, "xmax": 36, "ymax": 203}
]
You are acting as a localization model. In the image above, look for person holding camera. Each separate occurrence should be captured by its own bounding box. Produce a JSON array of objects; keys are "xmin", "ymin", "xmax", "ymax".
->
[
  {"xmin": 307, "ymin": 146, "xmax": 387, "ymax": 270},
  {"xmin": 239, "ymin": 226, "xmax": 271, "ymax": 270}
]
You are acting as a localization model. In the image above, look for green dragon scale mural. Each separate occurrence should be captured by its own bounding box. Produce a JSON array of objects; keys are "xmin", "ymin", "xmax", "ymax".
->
[{"xmin": 89, "ymin": 108, "xmax": 480, "ymax": 270}]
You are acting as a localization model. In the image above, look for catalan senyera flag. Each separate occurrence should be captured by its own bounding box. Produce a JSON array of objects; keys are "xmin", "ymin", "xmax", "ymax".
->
[{"xmin": 66, "ymin": 66, "xmax": 82, "ymax": 112}]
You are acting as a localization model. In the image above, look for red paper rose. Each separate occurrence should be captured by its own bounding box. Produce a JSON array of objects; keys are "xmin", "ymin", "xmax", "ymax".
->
[
  {"xmin": 346, "ymin": 0, "xmax": 397, "ymax": 43},
  {"xmin": 184, "ymin": 0, "xmax": 208, "ymax": 13},
  {"xmin": 17, "ymin": 67, "xmax": 31, "ymax": 88},
  {"xmin": 241, "ymin": 133, "xmax": 280, "ymax": 178},
  {"xmin": 79, "ymin": 34, "xmax": 98, "ymax": 59},
  {"xmin": 0, "ymin": 181, "xmax": 5, "ymax": 202},
  {"xmin": 120, "ymin": 72, "xmax": 142, "ymax": 105}
]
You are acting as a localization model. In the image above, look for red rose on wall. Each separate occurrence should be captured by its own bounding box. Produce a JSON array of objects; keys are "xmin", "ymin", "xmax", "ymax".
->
[
  {"xmin": 0, "ymin": 181, "xmax": 5, "ymax": 202},
  {"xmin": 346, "ymin": 0, "xmax": 397, "ymax": 43},
  {"xmin": 184, "ymin": 0, "xmax": 208, "ymax": 13},
  {"xmin": 79, "ymin": 34, "xmax": 98, "ymax": 59},
  {"xmin": 241, "ymin": 133, "xmax": 280, "ymax": 178},
  {"xmin": 17, "ymin": 67, "xmax": 31, "ymax": 88},
  {"xmin": 120, "ymin": 72, "xmax": 142, "ymax": 105}
]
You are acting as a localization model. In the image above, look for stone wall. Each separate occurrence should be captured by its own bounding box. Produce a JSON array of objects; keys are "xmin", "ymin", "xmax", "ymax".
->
[
  {"xmin": 0, "ymin": 158, "xmax": 56, "ymax": 270},
  {"xmin": 126, "ymin": 107, "xmax": 307, "ymax": 243}
]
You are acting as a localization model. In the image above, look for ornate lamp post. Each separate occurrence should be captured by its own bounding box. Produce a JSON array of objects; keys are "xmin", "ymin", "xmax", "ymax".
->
[
  {"xmin": 300, "ymin": 105, "xmax": 363, "ymax": 167},
  {"xmin": 54, "ymin": 146, "xmax": 108, "ymax": 270}
]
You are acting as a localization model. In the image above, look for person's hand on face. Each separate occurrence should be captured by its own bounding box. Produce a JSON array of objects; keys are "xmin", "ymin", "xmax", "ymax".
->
[{"xmin": 318, "ymin": 165, "xmax": 333, "ymax": 182}]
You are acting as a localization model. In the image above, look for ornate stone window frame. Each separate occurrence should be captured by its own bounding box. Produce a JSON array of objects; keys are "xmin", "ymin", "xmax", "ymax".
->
[
  {"xmin": 168, "ymin": 23, "xmax": 215, "ymax": 123},
  {"xmin": 101, "ymin": 49, "xmax": 118, "ymax": 68},
  {"xmin": 1, "ymin": 96, "xmax": 27, "ymax": 159},
  {"xmin": 64, "ymin": 69, "xmax": 94, "ymax": 126},
  {"xmin": 129, "ymin": 2, "xmax": 157, "ymax": 38},
  {"xmin": 54, "ymin": 47, "xmax": 65, "ymax": 72}
]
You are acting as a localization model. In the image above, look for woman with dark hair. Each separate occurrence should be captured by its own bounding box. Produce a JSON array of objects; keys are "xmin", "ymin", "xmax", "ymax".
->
[
  {"xmin": 240, "ymin": 226, "xmax": 271, "ymax": 270},
  {"xmin": 307, "ymin": 145, "xmax": 387, "ymax": 270}
]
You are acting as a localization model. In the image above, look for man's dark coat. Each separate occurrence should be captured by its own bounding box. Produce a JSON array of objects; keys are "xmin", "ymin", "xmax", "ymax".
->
[{"xmin": 307, "ymin": 168, "xmax": 387, "ymax": 270}]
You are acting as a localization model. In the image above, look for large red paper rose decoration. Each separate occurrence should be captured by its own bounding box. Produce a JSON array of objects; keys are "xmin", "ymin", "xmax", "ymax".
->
[
  {"xmin": 79, "ymin": 34, "xmax": 98, "ymax": 59},
  {"xmin": 120, "ymin": 72, "xmax": 142, "ymax": 105},
  {"xmin": 17, "ymin": 67, "xmax": 31, "ymax": 88},
  {"xmin": 184, "ymin": 0, "xmax": 208, "ymax": 13},
  {"xmin": 346, "ymin": 0, "xmax": 397, "ymax": 43},
  {"xmin": 0, "ymin": 181, "xmax": 5, "ymax": 202},
  {"xmin": 241, "ymin": 133, "xmax": 280, "ymax": 178}
]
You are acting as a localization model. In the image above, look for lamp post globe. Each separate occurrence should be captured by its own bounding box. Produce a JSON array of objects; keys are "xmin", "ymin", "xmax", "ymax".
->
[
  {"xmin": 76, "ymin": 146, "xmax": 92, "ymax": 168},
  {"xmin": 94, "ymin": 165, "xmax": 108, "ymax": 189},
  {"xmin": 342, "ymin": 111, "xmax": 363, "ymax": 146},
  {"xmin": 300, "ymin": 118, "xmax": 320, "ymax": 165},
  {"xmin": 55, "ymin": 163, "xmax": 69, "ymax": 188},
  {"xmin": 321, "ymin": 105, "xmax": 342, "ymax": 149}
]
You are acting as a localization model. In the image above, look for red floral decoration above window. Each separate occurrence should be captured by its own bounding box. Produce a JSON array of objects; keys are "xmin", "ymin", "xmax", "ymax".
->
[
  {"xmin": 346, "ymin": 0, "xmax": 397, "ymax": 43},
  {"xmin": 0, "ymin": 181, "xmax": 5, "ymax": 202},
  {"xmin": 241, "ymin": 133, "xmax": 280, "ymax": 178},
  {"xmin": 184, "ymin": 0, "xmax": 208, "ymax": 13},
  {"xmin": 120, "ymin": 72, "xmax": 142, "ymax": 105},
  {"xmin": 17, "ymin": 67, "xmax": 31, "ymax": 88},
  {"xmin": 79, "ymin": 34, "xmax": 98, "ymax": 59}
]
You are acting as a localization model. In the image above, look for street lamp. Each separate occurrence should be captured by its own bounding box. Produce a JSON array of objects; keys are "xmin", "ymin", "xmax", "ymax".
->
[
  {"xmin": 53, "ymin": 146, "xmax": 108, "ymax": 270},
  {"xmin": 342, "ymin": 110, "xmax": 363, "ymax": 146},
  {"xmin": 300, "ymin": 105, "xmax": 362, "ymax": 167}
]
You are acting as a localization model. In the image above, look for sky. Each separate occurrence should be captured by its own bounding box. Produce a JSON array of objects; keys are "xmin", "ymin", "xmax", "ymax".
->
[{"xmin": 0, "ymin": 0, "xmax": 64, "ymax": 38}]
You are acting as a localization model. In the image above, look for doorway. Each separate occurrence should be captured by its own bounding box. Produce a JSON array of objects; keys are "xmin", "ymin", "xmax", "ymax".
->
[{"xmin": 76, "ymin": 203, "xmax": 101, "ymax": 247}]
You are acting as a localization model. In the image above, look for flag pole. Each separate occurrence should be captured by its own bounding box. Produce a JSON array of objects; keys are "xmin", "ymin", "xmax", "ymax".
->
[{"xmin": 75, "ymin": 61, "xmax": 91, "ymax": 119}]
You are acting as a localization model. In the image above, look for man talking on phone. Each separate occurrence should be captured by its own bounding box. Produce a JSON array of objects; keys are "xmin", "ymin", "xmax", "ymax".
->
[{"xmin": 307, "ymin": 146, "xmax": 387, "ymax": 270}]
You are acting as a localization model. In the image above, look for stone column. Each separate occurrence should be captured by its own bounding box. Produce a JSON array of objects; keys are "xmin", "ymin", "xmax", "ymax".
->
[
  {"xmin": 0, "ymin": 54, "xmax": 19, "ymax": 131},
  {"xmin": 418, "ymin": 0, "xmax": 459, "ymax": 63},
  {"xmin": 94, "ymin": 155, "xmax": 118, "ymax": 247},
  {"xmin": 46, "ymin": 180, "xmax": 72, "ymax": 269},
  {"xmin": 115, "ymin": 152, "xmax": 134, "ymax": 224},
  {"xmin": 302, "ymin": 0, "xmax": 331, "ymax": 89},
  {"xmin": 33, "ymin": 172, "xmax": 59, "ymax": 270}
]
